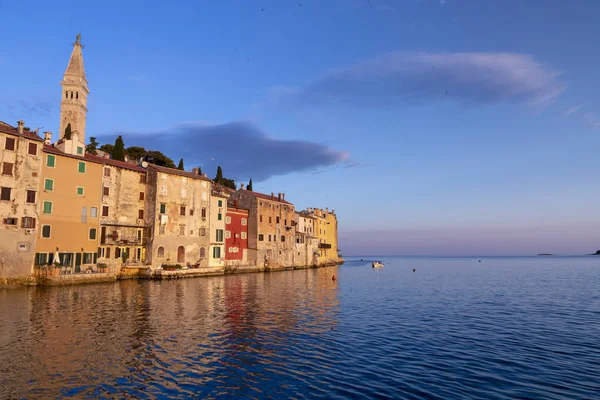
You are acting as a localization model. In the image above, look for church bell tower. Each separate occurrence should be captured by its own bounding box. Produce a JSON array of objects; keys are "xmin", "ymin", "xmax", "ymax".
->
[{"xmin": 59, "ymin": 33, "xmax": 89, "ymax": 144}]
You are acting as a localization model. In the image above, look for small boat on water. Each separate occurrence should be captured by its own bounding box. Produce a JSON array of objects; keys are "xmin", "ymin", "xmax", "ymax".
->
[{"xmin": 372, "ymin": 261, "xmax": 384, "ymax": 268}]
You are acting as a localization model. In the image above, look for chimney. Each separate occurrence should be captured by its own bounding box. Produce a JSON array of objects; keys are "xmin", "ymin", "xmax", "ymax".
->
[
  {"xmin": 202, "ymin": 173, "xmax": 208, "ymax": 178},
  {"xmin": 326, "ymin": 207, "xmax": 329, "ymax": 213},
  {"xmin": 192, "ymin": 167, "xmax": 199, "ymax": 175},
  {"xmin": 234, "ymin": 199, "xmax": 239, "ymax": 209},
  {"xmin": 278, "ymin": 192, "xmax": 282, "ymax": 201},
  {"xmin": 240, "ymin": 183, "xmax": 245, "ymax": 190},
  {"xmin": 17, "ymin": 120, "xmax": 24, "ymax": 134},
  {"xmin": 43, "ymin": 131, "xmax": 52, "ymax": 145},
  {"xmin": 271, "ymin": 192, "xmax": 274, "ymax": 200},
  {"xmin": 282, "ymin": 193, "xmax": 285, "ymax": 201}
]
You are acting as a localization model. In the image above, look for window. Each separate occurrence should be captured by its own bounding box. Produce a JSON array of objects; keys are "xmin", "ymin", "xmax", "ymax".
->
[
  {"xmin": 106, "ymin": 247, "xmax": 111, "ymax": 258},
  {"xmin": 35, "ymin": 253, "xmax": 48, "ymax": 266},
  {"xmin": 258, "ymin": 234, "xmax": 264, "ymax": 241},
  {"xmin": 98, "ymin": 247, "xmax": 104, "ymax": 258},
  {"xmin": 201, "ymin": 208, "xmax": 207, "ymax": 218},
  {"xmin": 190, "ymin": 209, "xmax": 194, "ymax": 216},
  {"xmin": 216, "ymin": 229, "xmax": 224, "ymax": 242},
  {"xmin": 83, "ymin": 253, "xmax": 93, "ymax": 264},
  {"xmin": 281, "ymin": 235, "xmax": 285, "ymax": 242},
  {"xmin": 4, "ymin": 218, "xmax": 17, "ymax": 225},
  {"xmin": 5, "ymin": 137, "xmax": 15, "ymax": 151},
  {"xmin": 284, "ymin": 219, "xmax": 287, "ymax": 226},
  {"xmin": 241, "ymin": 218, "xmax": 247, "ymax": 226},
  {"xmin": 260, "ymin": 215, "xmax": 263, "ymax": 223},
  {"xmin": 159, "ymin": 225, "xmax": 165, "ymax": 235},
  {"xmin": 78, "ymin": 161, "xmax": 86, "ymax": 173},
  {"xmin": 274, "ymin": 235, "xmax": 277, "ymax": 242},
  {"xmin": 276, "ymin": 217, "xmax": 280, "ymax": 224},
  {"xmin": 46, "ymin": 154, "xmax": 55, "ymax": 167},
  {"xmin": 139, "ymin": 192, "xmax": 145, "ymax": 201},
  {"xmin": 269, "ymin": 217, "xmax": 272, "ymax": 224},
  {"xmin": 104, "ymin": 168, "xmax": 110, "ymax": 177},
  {"xmin": 225, "ymin": 216, "xmax": 231, "ymax": 224},
  {"xmin": 181, "ymin": 187, "xmax": 187, "ymax": 198},
  {"xmin": 241, "ymin": 232, "xmax": 247, "ymax": 239},
  {"xmin": 116, "ymin": 248, "xmax": 121, "ymax": 258},
  {"xmin": 90, "ymin": 207, "xmax": 98, "ymax": 218},
  {"xmin": 225, "ymin": 230, "xmax": 231, "ymax": 239},
  {"xmin": 160, "ymin": 185, "xmax": 167, "ymax": 195},
  {"xmin": 43, "ymin": 201, "xmax": 52, "ymax": 214},
  {"xmin": 28, "ymin": 142, "xmax": 37, "ymax": 156},
  {"xmin": 138, "ymin": 209, "xmax": 144, "ymax": 219},
  {"xmin": 76, "ymin": 187, "xmax": 84, "ymax": 195},
  {"xmin": 160, "ymin": 203, "xmax": 166, "ymax": 214},
  {"xmin": 2, "ymin": 162, "xmax": 13, "ymax": 176},
  {"xmin": 44, "ymin": 179, "xmax": 54, "ymax": 191},
  {"xmin": 200, "ymin": 247, "xmax": 206, "ymax": 258},
  {"xmin": 103, "ymin": 186, "xmax": 109, "ymax": 196},
  {"xmin": 179, "ymin": 225, "xmax": 185, "ymax": 235},
  {"xmin": 22, "ymin": 217, "xmax": 35, "ymax": 228},
  {"xmin": 218, "ymin": 213, "xmax": 222, "ymax": 221},
  {"xmin": 1, "ymin": 187, "xmax": 10, "ymax": 201},
  {"xmin": 41, "ymin": 225, "xmax": 51, "ymax": 238},
  {"xmin": 200, "ymin": 227, "xmax": 206, "ymax": 236},
  {"xmin": 137, "ymin": 230, "xmax": 142, "ymax": 241},
  {"xmin": 81, "ymin": 207, "xmax": 87, "ymax": 223},
  {"xmin": 157, "ymin": 246, "xmax": 164, "ymax": 258},
  {"xmin": 260, "ymin": 201, "xmax": 263, "ymax": 207},
  {"xmin": 26, "ymin": 190, "xmax": 36, "ymax": 203},
  {"xmin": 77, "ymin": 147, "xmax": 83, "ymax": 155},
  {"xmin": 180, "ymin": 206, "xmax": 186, "ymax": 216},
  {"xmin": 102, "ymin": 206, "xmax": 109, "ymax": 217},
  {"xmin": 218, "ymin": 200, "xmax": 223, "ymax": 207},
  {"xmin": 213, "ymin": 246, "xmax": 221, "ymax": 259},
  {"xmin": 140, "ymin": 174, "xmax": 146, "ymax": 184},
  {"xmin": 89, "ymin": 228, "xmax": 97, "ymax": 240}
]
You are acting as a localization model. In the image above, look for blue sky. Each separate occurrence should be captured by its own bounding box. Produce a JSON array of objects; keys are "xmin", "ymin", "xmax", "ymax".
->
[{"xmin": 2, "ymin": 0, "xmax": 600, "ymax": 255}]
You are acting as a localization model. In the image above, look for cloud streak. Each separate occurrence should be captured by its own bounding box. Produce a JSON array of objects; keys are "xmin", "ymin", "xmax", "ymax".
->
[
  {"xmin": 104, "ymin": 121, "xmax": 349, "ymax": 182},
  {"xmin": 285, "ymin": 51, "xmax": 564, "ymax": 109}
]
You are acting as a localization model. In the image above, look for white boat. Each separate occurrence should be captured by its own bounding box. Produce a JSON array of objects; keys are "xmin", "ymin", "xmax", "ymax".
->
[{"xmin": 372, "ymin": 261, "xmax": 384, "ymax": 268}]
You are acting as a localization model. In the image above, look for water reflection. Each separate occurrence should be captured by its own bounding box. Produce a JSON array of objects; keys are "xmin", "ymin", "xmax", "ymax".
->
[{"xmin": 0, "ymin": 266, "xmax": 340, "ymax": 398}]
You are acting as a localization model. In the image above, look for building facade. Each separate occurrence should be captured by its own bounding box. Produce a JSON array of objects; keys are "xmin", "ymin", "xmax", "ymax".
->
[
  {"xmin": 0, "ymin": 121, "xmax": 44, "ymax": 278},
  {"xmin": 304, "ymin": 207, "xmax": 339, "ymax": 265},
  {"xmin": 145, "ymin": 164, "xmax": 212, "ymax": 267},
  {"xmin": 209, "ymin": 190, "xmax": 227, "ymax": 267},
  {"xmin": 225, "ymin": 200, "xmax": 249, "ymax": 264}
]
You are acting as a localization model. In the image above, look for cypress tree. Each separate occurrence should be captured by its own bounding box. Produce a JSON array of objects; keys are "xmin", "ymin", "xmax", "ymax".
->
[
  {"xmin": 247, "ymin": 178, "xmax": 253, "ymax": 191},
  {"xmin": 64, "ymin": 123, "xmax": 72, "ymax": 140},
  {"xmin": 177, "ymin": 158, "xmax": 184, "ymax": 170},
  {"xmin": 112, "ymin": 135, "xmax": 125, "ymax": 161},
  {"xmin": 214, "ymin": 166, "xmax": 223, "ymax": 184},
  {"xmin": 198, "ymin": 166, "xmax": 202, "ymax": 175}
]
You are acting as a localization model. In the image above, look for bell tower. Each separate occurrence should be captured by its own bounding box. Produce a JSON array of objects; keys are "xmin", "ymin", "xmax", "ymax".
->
[{"xmin": 59, "ymin": 33, "xmax": 89, "ymax": 144}]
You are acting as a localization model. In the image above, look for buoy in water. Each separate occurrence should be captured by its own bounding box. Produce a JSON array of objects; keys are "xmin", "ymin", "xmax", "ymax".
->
[
  {"xmin": 332, "ymin": 275, "xmax": 337, "ymax": 281},
  {"xmin": 413, "ymin": 268, "xmax": 415, "ymax": 272},
  {"xmin": 479, "ymin": 260, "xmax": 481, "ymax": 263}
]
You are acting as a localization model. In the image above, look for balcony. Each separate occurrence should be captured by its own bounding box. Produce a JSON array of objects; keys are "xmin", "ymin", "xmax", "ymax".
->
[{"xmin": 318, "ymin": 243, "xmax": 332, "ymax": 249}]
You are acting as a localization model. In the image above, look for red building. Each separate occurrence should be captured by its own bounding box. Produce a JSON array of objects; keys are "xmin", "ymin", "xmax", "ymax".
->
[{"xmin": 225, "ymin": 201, "xmax": 249, "ymax": 261}]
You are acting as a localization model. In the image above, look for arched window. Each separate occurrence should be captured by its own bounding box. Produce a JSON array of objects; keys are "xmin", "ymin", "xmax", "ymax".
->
[
  {"xmin": 65, "ymin": 91, "xmax": 68, "ymax": 99},
  {"xmin": 200, "ymin": 247, "xmax": 206, "ymax": 258},
  {"xmin": 70, "ymin": 91, "xmax": 73, "ymax": 99},
  {"xmin": 177, "ymin": 245, "xmax": 185, "ymax": 263},
  {"xmin": 76, "ymin": 92, "xmax": 79, "ymax": 99},
  {"xmin": 157, "ymin": 246, "xmax": 164, "ymax": 258}
]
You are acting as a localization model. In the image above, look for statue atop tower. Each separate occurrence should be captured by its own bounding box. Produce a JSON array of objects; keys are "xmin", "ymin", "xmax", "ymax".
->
[{"xmin": 59, "ymin": 33, "xmax": 89, "ymax": 146}]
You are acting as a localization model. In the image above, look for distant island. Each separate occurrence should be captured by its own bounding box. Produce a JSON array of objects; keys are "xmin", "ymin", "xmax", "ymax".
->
[
  {"xmin": 537, "ymin": 253, "xmax": 554, "ymax": 256},
  {"xmin": 588, "ymin": 250, "xmax": 600, "ymax": 256}
]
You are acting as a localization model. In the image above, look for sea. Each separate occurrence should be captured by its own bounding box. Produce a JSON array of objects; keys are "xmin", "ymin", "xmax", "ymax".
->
[{"xmin": 1, "ymin": 256, "xmax": 599, "ymax": 399}]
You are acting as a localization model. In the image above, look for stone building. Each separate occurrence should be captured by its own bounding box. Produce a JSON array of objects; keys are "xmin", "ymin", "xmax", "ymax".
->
[
  {"xmin": 209, "ymin": 188, "xmax": 228, "ymax": 267},
  {"xmin": 96, "ymin": 157, "xmax": 148, "ymax": 268},
  {"xmin": 304, "ymin": 207, "xmax": 339, "ymax": 265},
  {"xmin": 145, "ymin": 164, "xmax": 212, "ymax": 267},
  {"xmin": 294, "ymin": 211, "xmax": 319, "ymax": 267},
  {"xmin": 229, "ymin": 190, "xmax": 296, "ymax": 269},
  {"xmin": 225, "ymin": 199, "xmax": 249, "ymax": 265},
  {"xmin": 0, "ymin": 121, "xmax": 44, "ymax": 278}
]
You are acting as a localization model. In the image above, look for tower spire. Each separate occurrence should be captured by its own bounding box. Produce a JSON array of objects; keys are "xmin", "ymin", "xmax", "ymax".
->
[{"xmin": 59, "ymin": 34, "xmax": 89, "ymax": 149}]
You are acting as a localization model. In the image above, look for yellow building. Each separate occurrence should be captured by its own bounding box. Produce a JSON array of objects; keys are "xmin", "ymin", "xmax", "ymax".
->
[
  {"xmin": 304, "ymin": 207, "xmax": 339, "ymax": 265},
  {"xmin": 36, "ymin": 146, "xmax": 102, "ymax": 270}
]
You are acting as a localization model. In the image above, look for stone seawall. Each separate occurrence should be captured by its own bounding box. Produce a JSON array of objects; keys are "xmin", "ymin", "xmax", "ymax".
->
[{"xmin": 0, "ymin": 260, "xmax": 344, "ymax": 289}]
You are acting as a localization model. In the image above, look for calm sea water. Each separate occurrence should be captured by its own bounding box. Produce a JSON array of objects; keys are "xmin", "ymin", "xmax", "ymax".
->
[{"xmin": 1, "ymin": 256, "xmax": 600, "ymax": 399}]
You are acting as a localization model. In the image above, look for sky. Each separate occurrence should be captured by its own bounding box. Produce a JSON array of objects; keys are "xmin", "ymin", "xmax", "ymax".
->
[{"xmin": 1, "ymin": 0, "xmax": 600, "ymax": 256}]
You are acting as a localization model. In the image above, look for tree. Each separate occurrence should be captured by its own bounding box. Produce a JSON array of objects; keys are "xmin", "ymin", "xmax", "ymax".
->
[
  {"xmin": 99, "ymin": 144, "xmax": 114, "ymax": 156},
  {"xmin": 125, "ymin": 146, "xmax": 147, "ymax": 162},
  {"xmin": 86, "ymin": 137, "xmax": 99, "ymax": 155},
  {"xmin": 112, "ymin": 135, "xmax": 125, "ymax": 161},
  {"xmin": 247, "ymin": 178, "xmax": 253, "ymax": 191},
  {"xmin": 146, "ymin": 150, "xmax": 176, "ymax": 168},
  {"xmin": 64, "ymin": 123, "xmax": 72, "ymax": 140},
  {"xmin": 214, "ymin": 166, "xmax": 223, "ymax": 184},
  {"xmin": 222, "ymin": 178, "xmax": 236, "ymax": 190},
  {"xmin": 177, "ymin": 158, "xmax": 184, "ymax": 170},
  {"xmin": 197, "ymin": 166, "xmax": 202, "ymax": 175}
]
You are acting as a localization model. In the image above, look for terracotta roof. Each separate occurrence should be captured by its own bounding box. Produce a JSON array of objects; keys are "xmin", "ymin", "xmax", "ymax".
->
[
  {"xmin": 240, "ymin": 189, "xmax": 293, "ymax": 205},
  {"xmin": 296, "ymin": 211, "xmax": 317, "ymax": 219},
  {"xmin": 43, "ymin": 145, "xmax": 146, "ymax": 172},
  {"xmin": 0, "ymin": 121, "xmax": 44, "ymax": 142},
  {"xmin": 148, "ymin": 164, "xmax": 213, "ymax": 182}
]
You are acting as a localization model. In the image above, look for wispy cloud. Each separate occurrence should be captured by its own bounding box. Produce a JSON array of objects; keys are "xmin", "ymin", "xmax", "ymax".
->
[
  {"xmin": 583, "ymin": 112, "xmax": 600, "ymax": 129},
  {"xmin": 293, "ymin": 52, "xmax": 564, "ymax": 109},
  {"xmin": 0, "ymin": 99, "xmax": 54, "ymax": 119},
  {"xmin": 440, "ymin": 0, "xmax": 447, "ymax": 5},
  {"xmin": 102, "ymin": 121, "xmax": 350, "ymax": 181},
  {"xmin": 562, "ymin": 104, "xmax": 584, "ymax": 116}
]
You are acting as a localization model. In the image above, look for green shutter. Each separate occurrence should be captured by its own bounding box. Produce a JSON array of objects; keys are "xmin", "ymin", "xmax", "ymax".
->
[
  {"xmin": 46, "ymin": 155, "xmax": 55, "ymax": 167},
  {"xmin": 75, "ymin": 253, "xmax": 82, "ymax": 267},
  {"xmin": 78, "ymin": 162, "xmax": 86, "ymax": 173},
  {"xmin": 44, "ymin": 179, "xmax": 53, "ymax": 191},
  {"xmin": 89, "ymin": 228, "xmax": 96, "ymax": 240},
  {"xmin": 218, "ymin": 213, "xmax": 222, "ymax": 221},
  {"xmin": 43, "ymin": 201, "xmax": 52, "ymax": 214},
  {"xmin": 42, "ymin": 225, "xmax": 51, "ymax": 238},
  {"xmin": 160, "ymin": 204, "xmax": 166, "ymax": 213},
  {"xmin": 77, "ymin": 187, "xmax": 84, "ymax": 195},
  {"xmin": 77, "ymin": 147, "xmax": 83, "ymax": 155},
  {"xmin": 218, "ymin": 200, "xmax": 222, "ymax": 207}
]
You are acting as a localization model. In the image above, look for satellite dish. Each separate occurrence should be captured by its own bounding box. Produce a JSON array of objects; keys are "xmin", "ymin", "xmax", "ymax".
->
[{"xmin": 141, "ymin": 161, "xmax": 149, "ymax": 168}]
